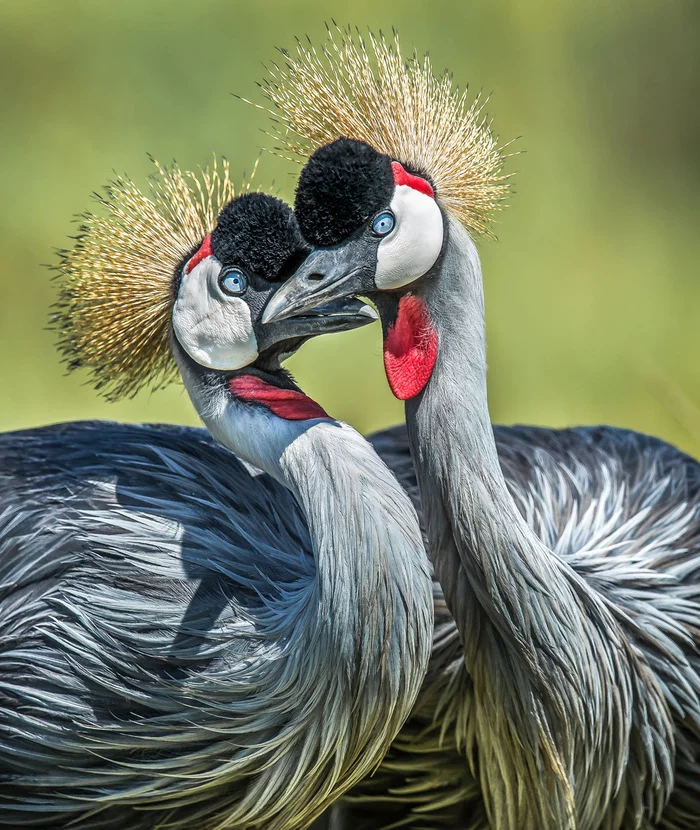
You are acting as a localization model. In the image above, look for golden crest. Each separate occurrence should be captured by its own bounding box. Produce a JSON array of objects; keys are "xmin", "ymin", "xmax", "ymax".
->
[
  {"xmin": 54, "ymin": 157, "xmax": 238, "ymax": 399},
  {"xmin": 257, "ymin": 25, "xmax": 513, "ymax": 236}
]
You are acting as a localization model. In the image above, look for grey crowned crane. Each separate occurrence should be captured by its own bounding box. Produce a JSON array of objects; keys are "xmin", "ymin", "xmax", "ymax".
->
[
  {"xmin": 260, "ymin": 30, "xmax": 700, "ymax": 830},
  {"xmin": 0, "ymin": 159, "xmax": 434, "ymax": 828}
]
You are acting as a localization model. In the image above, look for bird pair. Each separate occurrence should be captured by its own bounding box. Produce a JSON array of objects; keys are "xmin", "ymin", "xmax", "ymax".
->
[{"xmin": 2, "ymin": 26, "xmax": 700, "ymax": 830}]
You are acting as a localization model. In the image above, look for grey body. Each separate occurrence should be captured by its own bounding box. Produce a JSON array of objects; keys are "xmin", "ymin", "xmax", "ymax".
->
[
  {"xmin": 376, "ymin": 219, "xmax": 700, "ymax": 830},
  {"xmin": 311, "ymin": 216, "xmax": 700, "ymax": 830},
  {"xmin": 0, "ymin": 420, "xmax": 432, "ymax": 828},
  {"xmin": 323, "ymin": 421, "xmax": 700, "ymax": 829}
]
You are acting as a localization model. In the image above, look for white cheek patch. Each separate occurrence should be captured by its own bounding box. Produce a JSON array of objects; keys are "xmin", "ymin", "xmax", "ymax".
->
[
  {"xmin": 172, "ymin": 257, "xmax": 259, "ymax": 370},
  {"xmin": 375, "ymin": 185, "xmax": 444, "ymax": 290}
]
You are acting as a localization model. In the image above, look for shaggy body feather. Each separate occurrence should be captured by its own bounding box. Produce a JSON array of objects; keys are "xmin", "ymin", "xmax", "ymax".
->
[
  {"xmin": 331, "ymin": 422, "xmax": 700, "ymax": 830},
  {"xmin": 0, "ymin": 420, "xmax": 432, "ymax": 828}
]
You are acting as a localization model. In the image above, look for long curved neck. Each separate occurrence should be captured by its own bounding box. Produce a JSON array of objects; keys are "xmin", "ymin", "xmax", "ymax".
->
[
  {"xmin": 406, "ymin": 218, "xmax": 571, "ymax": 655},
  {"xmin": 177, "ymin": 357, "xmax": 433, "ymax": 826},
  {"xmin": 275, "ymin": 417, "xmax": 434, "ymax": 692},
  {"xmin": 403, "ymin": 218, "xmax": 638, "ymax": 830}
]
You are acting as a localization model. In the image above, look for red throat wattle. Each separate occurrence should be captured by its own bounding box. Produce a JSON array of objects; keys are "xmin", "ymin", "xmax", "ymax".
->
[
  {"xmin": 383, "ymin": 295, "xmax": 438, "ymax": 400},
  {"xmin": 228, "ymin": 375, "xmax": 329, "ymax": 421}
]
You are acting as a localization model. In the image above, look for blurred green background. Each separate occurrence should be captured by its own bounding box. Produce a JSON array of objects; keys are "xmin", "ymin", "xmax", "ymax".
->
[{"xmin": 1, "ymin": 0, "xmax": 699, "ymax": 455}]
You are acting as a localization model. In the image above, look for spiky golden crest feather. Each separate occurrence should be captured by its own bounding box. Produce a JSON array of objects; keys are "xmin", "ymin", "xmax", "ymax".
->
[
  {"xmin": 54, "ymin": 157, "xmax": 239, "ymax": 400},
  {"xmin": 258, "ymin": 26, "xmax": 512, "ymax": 236}
]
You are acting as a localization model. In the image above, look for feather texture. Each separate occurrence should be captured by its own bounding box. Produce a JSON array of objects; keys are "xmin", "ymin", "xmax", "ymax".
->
[
  {"xmin": 255, "ymin": 25, "xmax": 511, "ymax": 237},
  {"xmin": 318, "ymin": 422, "xmax": 700, "ymax": 829},
  {"xmin": 0, "ymin": 420, "xmax": 432, "ymax": 828},
  {"xmin": 52, "ymin": 157, "xmax": 239, "ymax": 400}
]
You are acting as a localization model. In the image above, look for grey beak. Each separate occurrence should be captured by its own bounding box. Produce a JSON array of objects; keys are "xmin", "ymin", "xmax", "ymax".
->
[
  {"xmin": 255, "ymin": 297, "xmax": 377, "ymax": 353},
  {"xmin": 262, "ymin": 242, "xmax": 372, "ymax": 325}
]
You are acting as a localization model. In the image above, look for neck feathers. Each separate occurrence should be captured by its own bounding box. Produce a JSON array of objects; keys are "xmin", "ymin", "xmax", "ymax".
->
[{"xmin": 281, "ymin": 422, "xmax": 432, "ymax": 688}]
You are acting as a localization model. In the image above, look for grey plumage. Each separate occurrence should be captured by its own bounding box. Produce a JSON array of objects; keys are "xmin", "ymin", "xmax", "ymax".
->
[
  {"xmin": 311, "ymin": 218, "xmax": 700, "ymax": 830},
  {"xmin": 0, "ymin": 419, "xmax": 433, "ymax": 828},
  {"xmin": 339, "ymin": 421, "xmax": 699, "ymax": 829}
]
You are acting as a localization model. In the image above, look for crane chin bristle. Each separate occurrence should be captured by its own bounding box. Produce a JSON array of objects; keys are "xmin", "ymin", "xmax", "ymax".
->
[
  {"xmin": 53, "ymin": 157, "xmax": 238, "ymax": 401},
  {"xmin": 259, "ymin": 25, "xmax": 514, "ymax": 237}
]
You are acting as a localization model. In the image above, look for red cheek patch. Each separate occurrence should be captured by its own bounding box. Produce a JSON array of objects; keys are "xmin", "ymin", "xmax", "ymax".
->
[
  {"xmin": 185, "ymin": 234, "xmax": 212, "ymax": 274},
  {"xmin": 228, "ymin": 375, "xmax": 329, "ymax": 421},
  {"xmin": 383, "ymin": 295, "xmax": 438, "ymax": 400},
  {"xmin": 391, "ymin": 161, "xmax": 434, "ymax": 199}
]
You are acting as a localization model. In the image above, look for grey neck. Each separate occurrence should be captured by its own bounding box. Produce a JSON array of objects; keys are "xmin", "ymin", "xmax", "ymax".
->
[
  {"xmin": 177, "ymin": 354, "xmax": 433, "ymax": 808},
  {"xmin": 403, "ymin": 217, "xmax": 635, "ymax": 830},
  {"xmin": 405, "ymin": 217, "xmax": 566, "ymax": 653},
  {"xmin": 277, "ymin": 417, "xmax": 433, "ymax": 674}
]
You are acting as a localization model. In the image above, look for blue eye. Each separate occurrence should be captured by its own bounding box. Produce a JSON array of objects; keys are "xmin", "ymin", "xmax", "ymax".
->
[
  {"xmin": 219, "ymin": 268, "xmax": 247, "ymax": 296},
  {"xmin": 372, "ymin": 211, "xmax": 395, "ymax": 236}
]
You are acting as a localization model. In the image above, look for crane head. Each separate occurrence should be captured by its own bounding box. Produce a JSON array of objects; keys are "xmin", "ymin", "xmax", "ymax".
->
[
  {"xmin": 172, "ymin": 191, "xmax": 375, "ymax": 374},
  {"xmin": 260, "ymin": 138, "xmax": 446, "ymax": 400},
  {"xmin": 54, "ymin": 157, "xmax": 375, "ymax": 403},
  {"xmin": 173, "ymin": 191, "xmax": 377, "ymax": 422},
  {"xmin": 257, "ymin": 26, "xmax": 514, "ymax": 399},
  {"xmin": 262, "ymin": 137, "xmax": 445, "ymax": 323}
]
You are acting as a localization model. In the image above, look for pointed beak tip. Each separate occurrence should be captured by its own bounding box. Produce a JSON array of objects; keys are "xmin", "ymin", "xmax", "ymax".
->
[
  {"xmin": 261, "ymin": 299, "xmax": 289, "ymax": 326},
  {"xmin": 358, "ymin": 303, "xmax": 378, "ymax": 322}
]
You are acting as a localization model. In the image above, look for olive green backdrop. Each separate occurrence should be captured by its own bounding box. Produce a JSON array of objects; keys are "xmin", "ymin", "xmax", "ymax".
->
[{"xmin": 1, "ymin": 0, "xmax": 699, "ymax": 455}]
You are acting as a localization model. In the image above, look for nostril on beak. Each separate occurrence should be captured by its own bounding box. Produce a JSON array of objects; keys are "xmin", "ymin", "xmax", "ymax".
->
[{"xmin": 307, "ymin": 273, "xmax": 326, "ymax": 282}]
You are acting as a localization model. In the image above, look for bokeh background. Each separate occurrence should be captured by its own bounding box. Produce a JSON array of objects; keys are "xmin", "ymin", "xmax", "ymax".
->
[{"xmin": 2, "ymin": 0, "xmax": 699, "ymax": 455}]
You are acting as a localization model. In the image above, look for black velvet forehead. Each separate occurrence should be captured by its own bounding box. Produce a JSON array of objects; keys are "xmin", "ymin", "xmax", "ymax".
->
[
  {"xmin": 294, "ymin": 138, "xmax": 395, "ymax": 247},
  {"xmin": 211, "ymin": 193, "xmax": 307, "ymax": 282}
]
